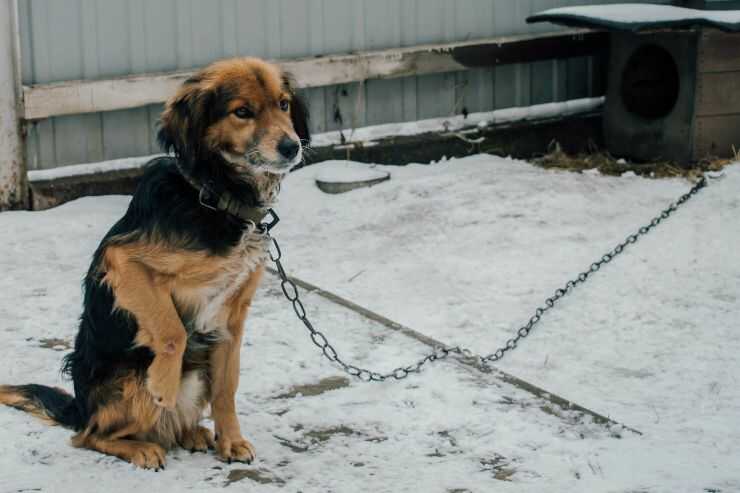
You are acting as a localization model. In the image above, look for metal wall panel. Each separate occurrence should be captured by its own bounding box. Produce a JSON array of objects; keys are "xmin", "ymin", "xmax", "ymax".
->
[{"xmin": 18, "ymin": 0, "xmax": 671, "ymax": 169}]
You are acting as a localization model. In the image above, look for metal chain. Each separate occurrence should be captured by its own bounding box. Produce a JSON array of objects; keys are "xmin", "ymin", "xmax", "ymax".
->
[{"xmin": 266, "ymin": 176, "xmax": 708, "ymax": 381}]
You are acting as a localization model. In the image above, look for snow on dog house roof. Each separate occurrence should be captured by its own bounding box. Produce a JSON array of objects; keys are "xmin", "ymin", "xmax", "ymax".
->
[{"xmin": 527, "ymin": 3, "xmax": 740, "ymax": 32}]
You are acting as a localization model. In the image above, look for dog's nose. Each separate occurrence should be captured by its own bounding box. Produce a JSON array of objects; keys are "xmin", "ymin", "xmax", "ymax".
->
[{"xmin": 277, "ymin": 137, "xmax": 300, "ymax": 160}]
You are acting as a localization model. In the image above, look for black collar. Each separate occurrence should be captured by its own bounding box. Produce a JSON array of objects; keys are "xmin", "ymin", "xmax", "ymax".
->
[{"xmin": 175, "ymin": 161, "xmax": 280, "ymax": 232}]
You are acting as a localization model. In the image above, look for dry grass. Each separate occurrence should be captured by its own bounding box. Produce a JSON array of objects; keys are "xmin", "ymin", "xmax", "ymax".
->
[{"xmin": 531, "ymin": 141, "xmax": 733, "ymax": 180}]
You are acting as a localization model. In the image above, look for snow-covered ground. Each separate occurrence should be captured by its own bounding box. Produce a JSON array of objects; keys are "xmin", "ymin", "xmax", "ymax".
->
[{"xmin": 1, "ymin": 154, "xmax": 738, "ymax": 492}]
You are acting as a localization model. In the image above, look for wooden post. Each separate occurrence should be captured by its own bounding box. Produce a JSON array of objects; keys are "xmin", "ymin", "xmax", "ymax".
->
[{"xmin": 0, "ymin": 0, "xmax": 26, "ymax": 210}]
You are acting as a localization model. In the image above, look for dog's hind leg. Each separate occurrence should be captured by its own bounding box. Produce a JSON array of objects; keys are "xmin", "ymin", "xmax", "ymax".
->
[
  {"xmin": 72, "ymin": 373, "xmax": 171, "ymax": 469},
  {"xmin": 74, "ymin": 433, "xmax": 167, "ymax": 470}
]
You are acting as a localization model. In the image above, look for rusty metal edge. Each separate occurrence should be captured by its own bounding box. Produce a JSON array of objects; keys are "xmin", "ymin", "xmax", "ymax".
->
[{"xmin": 265, "ymin": 266, "xmax": 642, "ymax": 437}]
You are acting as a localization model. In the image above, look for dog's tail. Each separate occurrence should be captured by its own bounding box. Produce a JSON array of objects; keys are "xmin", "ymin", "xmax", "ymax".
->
[{"xmin": 0, "ymin": 384, "xmax": 81, "ymax": 429}]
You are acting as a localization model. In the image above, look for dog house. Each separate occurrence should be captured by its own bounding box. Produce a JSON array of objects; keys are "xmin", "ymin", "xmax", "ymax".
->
[{"xmin": 528, "ymin": 3, "xmax": 740, "ymax": 164}]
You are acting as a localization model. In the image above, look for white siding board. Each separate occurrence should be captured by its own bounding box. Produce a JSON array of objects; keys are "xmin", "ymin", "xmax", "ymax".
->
[{"xmin": 364, "ymin": 0, "xmax": 404, "ymax": 126}]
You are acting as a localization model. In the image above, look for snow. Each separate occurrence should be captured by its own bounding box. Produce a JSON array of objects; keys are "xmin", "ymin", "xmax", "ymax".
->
[
  {"xmin": 311, "ymin": 97, "xmax": 604, "ymax": 147},
  {"xmin": 2, "ymin": 154, "xmax": 739, "ymax": 492},
  {"xmin": 531, "ymin": 4, "xmax": 740, "ymax": 27},
  {"xmin": 27, "ymin": 154, "xmax": 165, "ymax": 182},
  {"xmin": 314, "ymin": 161, "xmax": 390, "ymax": 184}
]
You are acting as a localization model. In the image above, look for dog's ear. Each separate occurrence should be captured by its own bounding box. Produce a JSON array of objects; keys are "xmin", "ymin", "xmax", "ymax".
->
[
  {"xmin": 283, "ymin": 73, "xmax": 310, "ymax": 144},
  {"xmin": 157, "ymin": 75, "xmax": 217, "ymax": 162},
  {"xmin": 290, "ymin": 92, "xmax": 310, "ymax": 145}
]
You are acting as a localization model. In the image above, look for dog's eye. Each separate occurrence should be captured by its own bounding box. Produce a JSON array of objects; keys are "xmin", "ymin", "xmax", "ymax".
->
[
  {"xmin": 234, "ymin": 106, "xmax": 254, "ymax": 119},
  {"xmin": 279, "ymin": 99, "xmax": 290, "ymax": 112}
]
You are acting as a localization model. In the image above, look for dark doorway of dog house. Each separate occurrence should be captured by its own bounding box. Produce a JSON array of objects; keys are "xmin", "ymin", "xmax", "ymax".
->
[{"xmin": 620, "ymin": 44, "xmax": 681, "ymax": 120}]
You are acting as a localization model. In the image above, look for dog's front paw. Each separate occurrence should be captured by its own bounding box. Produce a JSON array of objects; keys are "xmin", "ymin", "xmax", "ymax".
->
[
  {"xmin": 146, "ymin": 355, "xmax": 181, "ymax": 408},
  {"xmin": 216, "ymin": 434, "xmax": 256, "ymax": 464},
  {"xmin": 128, "ymin": 442, "xmax": 167, "ymax": 470},
  {"xmin": 180, "ymin": 426, "xmax": 216, "ymax": 453}
]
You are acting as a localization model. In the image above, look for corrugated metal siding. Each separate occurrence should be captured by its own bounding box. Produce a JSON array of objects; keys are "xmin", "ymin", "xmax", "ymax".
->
[{"xmin": 19, "ymin": 0, "xmax": 671, "ymax": 170}]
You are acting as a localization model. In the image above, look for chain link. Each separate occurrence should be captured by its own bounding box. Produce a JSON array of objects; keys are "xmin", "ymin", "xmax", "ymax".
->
[{"xmin": 266, "ymin": 176, "xmax": 708, "ymax": 381}]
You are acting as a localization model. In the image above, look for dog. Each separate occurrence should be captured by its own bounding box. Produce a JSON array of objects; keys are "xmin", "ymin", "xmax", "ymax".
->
[{"xmin": 0, "ymin": 57, "xmax": 309, "ymax": 469}]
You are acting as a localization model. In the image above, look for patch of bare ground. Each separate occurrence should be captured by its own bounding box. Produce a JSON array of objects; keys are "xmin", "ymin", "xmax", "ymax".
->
[{"xmin": 531, "ymin": 141, "xmax": 733, "ymax": 180}]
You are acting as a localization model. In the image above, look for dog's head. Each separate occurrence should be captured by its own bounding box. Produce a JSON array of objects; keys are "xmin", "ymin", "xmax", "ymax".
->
[{"xmin": 158, "ymin": 57, "xmax": 309, "ymax": 176}]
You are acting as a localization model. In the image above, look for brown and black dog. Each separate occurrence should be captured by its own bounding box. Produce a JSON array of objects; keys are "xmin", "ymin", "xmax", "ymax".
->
[{"xmin": 0, "ymin": 57, "xmax": 309, "ymax": 469}]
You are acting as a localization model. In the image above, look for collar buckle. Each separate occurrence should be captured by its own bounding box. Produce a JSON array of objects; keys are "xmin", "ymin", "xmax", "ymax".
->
[{"xmin": 198, "ymin": 187, "xmax": 219, "ymax": 211}]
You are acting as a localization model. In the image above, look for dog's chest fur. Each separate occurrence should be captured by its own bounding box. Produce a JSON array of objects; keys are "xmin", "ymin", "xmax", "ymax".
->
[
  {"xmin": 175, "ymin": 171, "xmax": 280, "ymax": 338},
  {"xmin": 189, "ymin": 231, "xmax": 268, "ymax": 336}
]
